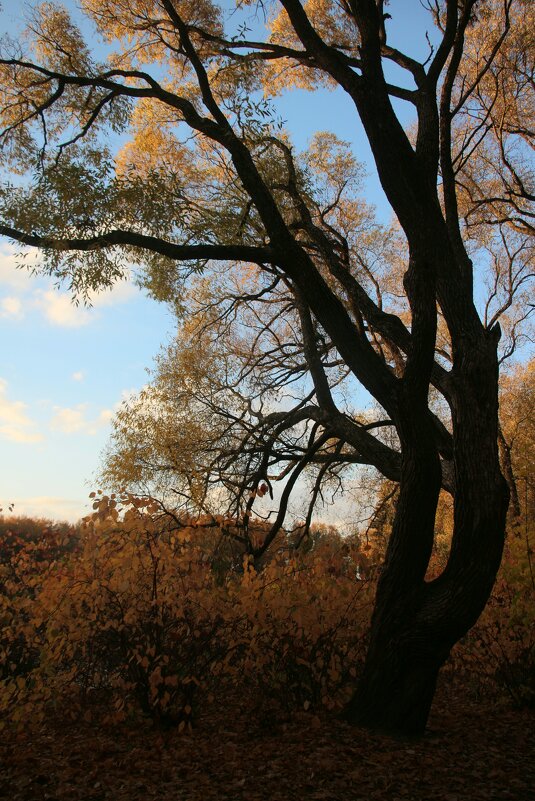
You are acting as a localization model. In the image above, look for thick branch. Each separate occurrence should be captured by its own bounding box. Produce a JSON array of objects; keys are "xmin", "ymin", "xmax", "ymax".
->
[{"xmin": 0, "ymin": 224, "xmax": 278, "ymax": 266}]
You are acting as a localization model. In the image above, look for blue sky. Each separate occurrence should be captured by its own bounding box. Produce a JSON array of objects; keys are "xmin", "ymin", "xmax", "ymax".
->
[
  {"xmin": 0, "ymin": 1, "xmax": 436, "ymax": 521},
  {"xmin": 0, "ymin": 241, "xmax": 173, "ymax": 520}
]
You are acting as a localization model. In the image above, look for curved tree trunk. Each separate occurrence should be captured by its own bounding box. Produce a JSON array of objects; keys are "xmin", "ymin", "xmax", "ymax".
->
[{"xmin": 344, "ymin": 329, "xmax": 509, "ymax": 737}]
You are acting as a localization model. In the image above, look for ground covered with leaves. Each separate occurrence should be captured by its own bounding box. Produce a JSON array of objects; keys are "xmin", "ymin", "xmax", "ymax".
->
[{"xmin": 1, "ymin": 686, "xmax": 533, "ymax": 801}]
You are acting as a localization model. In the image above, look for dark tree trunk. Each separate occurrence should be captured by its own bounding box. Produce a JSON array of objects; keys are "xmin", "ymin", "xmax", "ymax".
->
[
  {"xmin": 344, "ymin": 495, "xmax": 509, "ymax": 736},
  {"xmin": 344, "ymin": 330, "xmax": 510, "ymax": 737},
  {"xmin": 343, "ymin": 623, "xmax": 447, "ymax": 737}
]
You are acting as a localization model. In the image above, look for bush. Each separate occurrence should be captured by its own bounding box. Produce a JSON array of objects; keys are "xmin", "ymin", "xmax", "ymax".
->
[
  {"xmin": 1, "ymin": 501, "xmax": 533, "ymax": 732},
  {"xmin": 0, "ymin": 498, "xmax": 374, "ymax": 730}
]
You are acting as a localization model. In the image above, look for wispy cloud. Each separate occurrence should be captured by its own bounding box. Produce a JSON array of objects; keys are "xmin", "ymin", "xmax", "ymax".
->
[
  {"xmin": 0, "ymin": 296, "xmax": 23, "ymax": 320},
  {"xmin": 0, "ymin": 243, "xmax": 138, "ymax": 328},
  {"xmin": 0, "ymin": 243, "xmax": 39, "ymax": 291},
  {"xmin": 72, "ymin": 371, "xmax": 85, "ymax": 382},
  {"xmin": 34, "ymin": 281, "xmax": 137, "ymax": 327},
  {"xmin": 0, "ymin": 378, "xmax": 43, "ymax": 443},
  {"xmin": 92, "ymin": 280, "xmax": 137, "ymax": 307},
  {"xmin": 34, "ymin": 290, "xmax": 92, "ymax": 327},
  {"xmin": 50, "ymin": 403, "xmax": 114, "ymax": 436}
]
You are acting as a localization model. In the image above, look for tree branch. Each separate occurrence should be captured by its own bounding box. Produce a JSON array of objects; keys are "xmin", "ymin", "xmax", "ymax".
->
[{"xmin": 0, "ymin": 224, "xmax": 277, "ymax": 265}]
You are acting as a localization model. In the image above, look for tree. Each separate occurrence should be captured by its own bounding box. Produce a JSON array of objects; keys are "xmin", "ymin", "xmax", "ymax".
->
[
  {"xmin": 498, "ymin": 359, "xmax": 535, "ymax": 520},
  {"xmin": 100, "ymin": 188, "xmax": 404, "ymax": 540},
  {"xmin": 0, "ymin": 0, "xmax": 533, "ymax": 736}
]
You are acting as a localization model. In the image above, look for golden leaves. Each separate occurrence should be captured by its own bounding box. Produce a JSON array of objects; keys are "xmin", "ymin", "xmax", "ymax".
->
[
  {"xmin": 28, "ymin": 2, "xmax": 93, "ymax": 74},
  {"xmin": 2, "ymin": 499, "xmax": 534, "ymax": 732},
  {"xmin": 260, "ymin": 0, "xmax": 357, "ymax": 95},
  {"xmin": 454, "ymin": 0, "xmax": 534, "ymax": 238},
  {"xmin": 80, "ymin": 0, "xmax": 223, "ymax": 66},
  {"xmin": 270, "ymin": 0, "xmax": 356, "ymax": 53},
  {"xmin": 115, "ymin": 98, "xmax": 195, "ymax": 177},
  {"xmin": 0, "ymin": 501, "xmax": 373, "ymax": 728}
]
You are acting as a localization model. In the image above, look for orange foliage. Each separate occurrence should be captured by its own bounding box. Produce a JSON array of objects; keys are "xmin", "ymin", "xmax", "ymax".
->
[
  {"xmin": 0, "ymin": 498, "xmax": 372, "ymax": 731},
  {"xmin": 1, "ymin": 500, "xmax": 533, "ymax": 733},
  {"xmin": 447, "ymin": 526, "xmax": 535, "ymax": 707}
]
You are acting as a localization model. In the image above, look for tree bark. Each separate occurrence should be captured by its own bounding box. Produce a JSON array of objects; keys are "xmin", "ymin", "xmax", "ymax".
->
[
  {"xmin": 344, "ymin": 330, "xmax": 509, "ymax": 737},
  {"xmin": 342, "ymin": 621, "xmax": 447, "ymax": 737}
]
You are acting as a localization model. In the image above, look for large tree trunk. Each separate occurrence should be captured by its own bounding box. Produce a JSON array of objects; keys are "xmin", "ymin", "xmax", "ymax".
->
[
  {"xmin": 344, "ymin": 488, "xmax": 509, "ymax": 737},
  {"xmin": 343, "ymin": 619, "xmax": 448, "ymax": 737},
  {"xmin": 344, "ymin": 333, "xmax": 510, "ymax": 737}
]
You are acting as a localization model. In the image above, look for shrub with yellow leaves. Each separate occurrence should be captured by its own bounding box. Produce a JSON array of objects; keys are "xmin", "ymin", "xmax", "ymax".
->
[
  {"xmin": 0, "ymin": 496, "xmax": 373, "ymax": 730},
  {"xmin": 1, "ymin": 497, "xmax": 533, "ymax": 732}
]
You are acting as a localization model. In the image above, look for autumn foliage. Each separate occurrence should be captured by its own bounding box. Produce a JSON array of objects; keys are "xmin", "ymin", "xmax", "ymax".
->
[{"xmin": 1, "ymin": 498, "xmax": 533, "ymax": 733}]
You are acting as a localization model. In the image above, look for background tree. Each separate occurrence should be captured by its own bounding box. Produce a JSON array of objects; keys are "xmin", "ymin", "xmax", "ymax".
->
[
  {"xmin": 0, "ymin": 0, "xmax": 533, "ymax": 735},
  {"xmin": 100, "ymin": 178, "xmax": 403, "ymax": 551},
  {"xmin": 498, "ymin": 359, "xmax": 535, "ymax": 519}
]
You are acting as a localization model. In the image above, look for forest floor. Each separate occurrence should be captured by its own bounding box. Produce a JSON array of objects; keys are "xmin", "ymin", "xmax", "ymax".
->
[{"xmin": 1, "ymin": 684, "xmax": 534, "ymax": 801}]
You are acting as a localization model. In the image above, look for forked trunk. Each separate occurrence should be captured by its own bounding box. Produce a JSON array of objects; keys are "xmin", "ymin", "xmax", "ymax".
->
[
  {"xmin": 344, "ymin": 338, "xmax": 509, "ymax": 737},
  {"xmin": 344, "ymin": 493, "xmax": 508, "ymax": 736}
]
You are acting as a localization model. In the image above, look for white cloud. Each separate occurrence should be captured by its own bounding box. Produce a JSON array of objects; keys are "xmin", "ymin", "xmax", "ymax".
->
[
  {"xmin": 0, "ymin": 243, "xmax": 138, "ymax": 327},
  {"xmin": 50, "ymin": 403, "xmax": 113, "ymax": 436},
  {"xmin": 98, "ymin": 408, "xmax": 114, "ymax": 426},
  {"xmin": 91, "ymin": 280, "xmax": 137, "ymax": 308},
  {"xmin": 0, "ymin": 296, "xmax": 23, "ymax": 319},
  {"xmin": 34, "ymin": 280, "xmax": 138, "ymax": 328},
  {"xmin": 50, "ymin": 404, "xmax": 88, "ymax": 434},
  {"xmin": 72, "ymin": 371, "xmax": 85, "ymax": 382},
  {"xmin": 120, "ymin": 385, "xmax": 148, "ymax": 403},
  {"xmin": 0, "ymin": 247, "xmax": 30, "ymax": 321},
  {"xmin": 34, "ymin": 290, "xmax": 93, "ymax": 327},
  {"xmin": 0, "ymin": 378, "xmax": 43, "ymax": 443}
]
